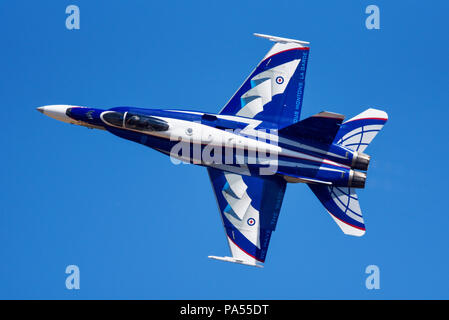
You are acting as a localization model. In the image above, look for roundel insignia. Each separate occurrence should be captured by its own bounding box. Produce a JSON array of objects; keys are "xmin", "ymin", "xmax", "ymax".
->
[
  {"xmin": 247, "ymin": 218, "xmax": 256, "ymax": 226},
  {"xmin": 275, "ymin": 76, "xmax": 284, "ymax": 84}
]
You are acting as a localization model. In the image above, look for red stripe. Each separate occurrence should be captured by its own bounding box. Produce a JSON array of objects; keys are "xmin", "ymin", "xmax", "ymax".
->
[
  {"xmin": 146, "ymin": 129, "xmax": 352, "ymax": 169},
  {"xmin": 328, "ymin": 211, "xmax": 366, "ymax": 231},
  {"xmin": 287, "ymin": 155, "xmax": 349, "ymax": 169},
  {"xmin": 344, "ymin": 117, "xmax": 387, "ymax": 124},
  {"xmin": 262, "ymin": 47, "xmax": 310, "ymax": 63},
  {"xmin": 227, "ymin": 236, "xmax": 265, "ymax": 263},
  {"xmin": 280, "ymin": 151, "xmax": 350, "ymax": 169}
]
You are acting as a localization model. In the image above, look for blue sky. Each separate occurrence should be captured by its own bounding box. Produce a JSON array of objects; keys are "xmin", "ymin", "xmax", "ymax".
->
[{"xmin": 0, "ymin": 0, "xmax": 448, "ymax": 299}]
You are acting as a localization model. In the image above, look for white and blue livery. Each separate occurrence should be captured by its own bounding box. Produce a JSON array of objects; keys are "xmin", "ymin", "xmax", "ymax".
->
[{"xmin": 37, "ymin": 34, "xmax": 388, "ymax": 267}]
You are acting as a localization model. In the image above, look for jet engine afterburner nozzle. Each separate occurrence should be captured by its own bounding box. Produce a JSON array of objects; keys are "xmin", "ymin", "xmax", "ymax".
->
[
  {"xmin": 348, "ymin": 170, "xmax": 366, "ymax": 188},
  {"xmin": 352, "ymin": 152, "xmax": 371, "ymax": 171}
]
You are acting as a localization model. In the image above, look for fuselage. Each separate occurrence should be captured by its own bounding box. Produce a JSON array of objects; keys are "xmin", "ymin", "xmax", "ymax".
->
[{"xmin": 38, "ymin": 105, "xmax": 367, "ymax": 188}]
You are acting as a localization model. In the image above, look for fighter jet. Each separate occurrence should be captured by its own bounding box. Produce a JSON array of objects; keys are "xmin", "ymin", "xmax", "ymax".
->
[{"xmin": 37, "ymin": 33, "xmax": 388, "ymax": 267}]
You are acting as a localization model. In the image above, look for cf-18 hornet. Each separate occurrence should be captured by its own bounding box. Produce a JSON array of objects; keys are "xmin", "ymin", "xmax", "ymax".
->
[{"xmin": 38, "ymin": 34, "xmax": 388, "ymax": 267}]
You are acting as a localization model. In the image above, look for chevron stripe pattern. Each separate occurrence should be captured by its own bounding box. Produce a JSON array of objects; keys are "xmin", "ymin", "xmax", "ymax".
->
[
  {"xmin": 221, "ymin": 172, "xmax": 261, "ymax": 250},
  {"xmin": 236, "ymin": 59, "xmax": 301, "ymax": 119}
]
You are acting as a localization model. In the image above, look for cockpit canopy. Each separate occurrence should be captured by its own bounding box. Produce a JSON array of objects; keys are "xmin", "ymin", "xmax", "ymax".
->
[
  {"xmin": 102, "ymin": 111, "xmax": 123, "ymax": 127},
  {"xmin": 101, "ymin": 111, "xmax": 169, "ymax": 132}
]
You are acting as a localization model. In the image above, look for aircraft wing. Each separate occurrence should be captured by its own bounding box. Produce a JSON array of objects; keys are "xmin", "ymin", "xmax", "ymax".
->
[
  {"xmin": 207, "ymin": 168, "xmax": 286, "ymax": 267},
  {"xmin": 219, "ymin": 33, "xmax": 310, "ymax": 128}
]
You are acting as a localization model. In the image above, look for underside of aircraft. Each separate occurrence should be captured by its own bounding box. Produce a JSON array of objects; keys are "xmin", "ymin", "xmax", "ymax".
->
[{"xmin": 37, "ymin": 33, "xmax": 388, "ymax": 267}]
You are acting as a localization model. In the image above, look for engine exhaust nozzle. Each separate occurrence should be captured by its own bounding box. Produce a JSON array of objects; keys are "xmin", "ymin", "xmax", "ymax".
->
[
  {"xmin": 349, "ymin": 170, "xmax": 366, "ymax": 188},
  {"xmin": 352, "ymin": 152, "xmax": 370, "ymax": 171}
]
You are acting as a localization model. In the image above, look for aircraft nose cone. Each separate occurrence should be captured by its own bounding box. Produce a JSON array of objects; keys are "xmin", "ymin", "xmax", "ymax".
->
[{"xmin": 36, "ymin": 105, "xmax": 77, "ymax": 124}]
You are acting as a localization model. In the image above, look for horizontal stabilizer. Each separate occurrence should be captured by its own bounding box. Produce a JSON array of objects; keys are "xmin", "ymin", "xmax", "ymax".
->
[
  {"xmin": 308, "ymin": 184, "xmax": 366, "ymax": 236},
  {"xmin": 278, "ymin": 111, "xmax": 345, "ymax": 144},
  {"xmin": 334, "ymin": 108, "xmax": 388, "ymax": 152},
  {"xmin": 208, "ymin": 255, "xmax": 263, "ymax": 268}
]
